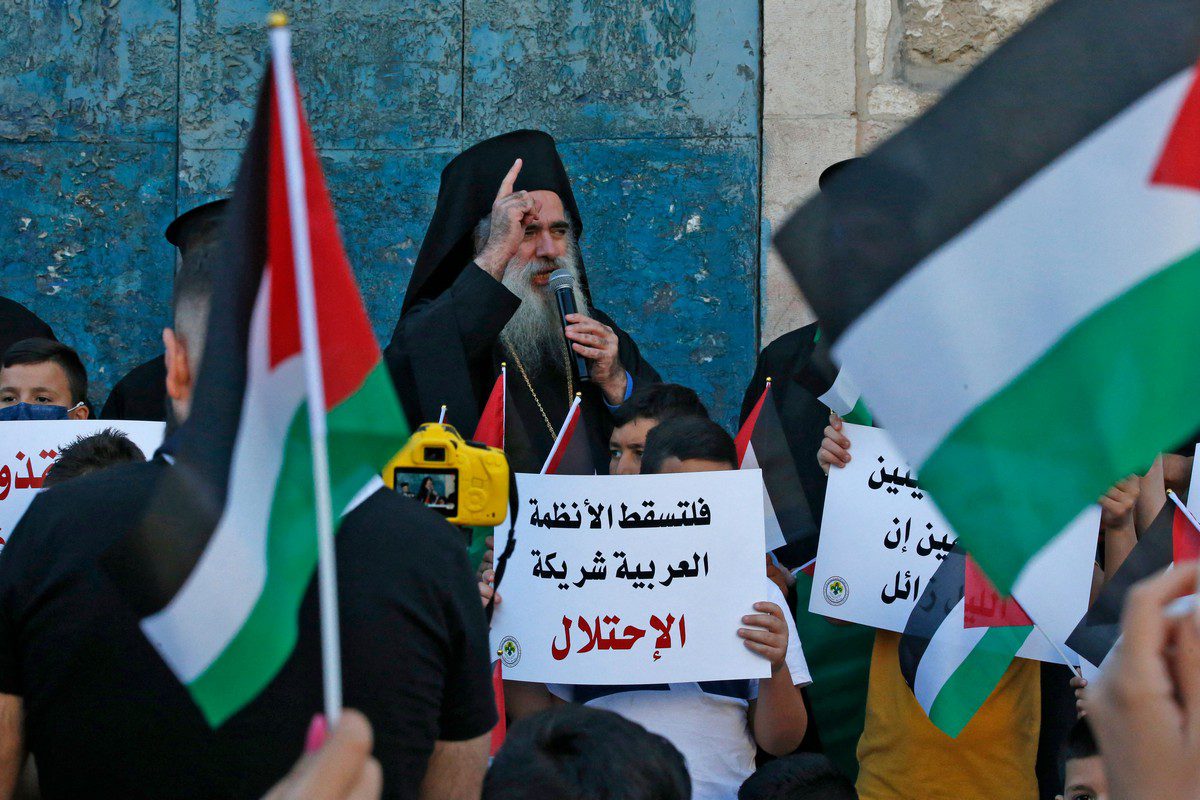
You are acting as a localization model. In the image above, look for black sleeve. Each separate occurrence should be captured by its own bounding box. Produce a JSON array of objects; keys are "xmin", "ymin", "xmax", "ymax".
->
[
  {"xmin": 385, "ymin": 264, "xmax": 521, "ymax": 429},
  {"xmin": 435, "ymin": 537, "xmax": 498, "ymax": 741}
]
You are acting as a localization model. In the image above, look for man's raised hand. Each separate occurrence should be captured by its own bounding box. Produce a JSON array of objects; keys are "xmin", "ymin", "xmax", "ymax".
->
[
  {"xmin": 476, "ymin": 159, "xmax": 541, "ymax": 280},
  {"xmin": 564, "ymin": 313, "xmax": 626, "ymax": 405}
]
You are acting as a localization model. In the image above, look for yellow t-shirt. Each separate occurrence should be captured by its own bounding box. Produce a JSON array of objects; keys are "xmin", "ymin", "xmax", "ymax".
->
[{"xmin": 855, "ymin": 630, "xmax": 1040, "ymax": 800}]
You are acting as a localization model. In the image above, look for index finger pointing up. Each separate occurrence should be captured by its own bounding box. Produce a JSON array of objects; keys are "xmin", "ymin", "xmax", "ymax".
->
[{"xmin": 497, "ymin": 158, "xmax": 523, "ymax": 201}]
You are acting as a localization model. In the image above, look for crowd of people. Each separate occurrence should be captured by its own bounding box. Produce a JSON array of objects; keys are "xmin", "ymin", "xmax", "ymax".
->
[{"xmin": 0, "ymin": 127, "xmax": 1195, "ymax": 800}]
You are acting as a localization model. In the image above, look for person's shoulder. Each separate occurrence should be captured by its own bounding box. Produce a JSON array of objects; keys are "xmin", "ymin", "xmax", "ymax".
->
[
  {"xmin": 758, "ymin": 323, "xmax": 820, "ymax": 370},
  {"xmin": 340, "ymin": 488, "xmax": 467, "ymax": 562},
  {"xmin": 3, "ymin": 459, "xmax": 164, "ymax": 565}
]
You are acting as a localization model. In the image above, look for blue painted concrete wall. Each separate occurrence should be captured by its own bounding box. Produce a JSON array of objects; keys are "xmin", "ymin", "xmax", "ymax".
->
[{"xmin": 0, "ymin": 1, "xmax": 761, "ymax": 424}]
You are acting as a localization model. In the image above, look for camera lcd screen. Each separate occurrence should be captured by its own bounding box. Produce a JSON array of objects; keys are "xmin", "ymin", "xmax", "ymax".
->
[{"xmin": 393, "ymin": 467, "xmax": 458, "ymax": 518}]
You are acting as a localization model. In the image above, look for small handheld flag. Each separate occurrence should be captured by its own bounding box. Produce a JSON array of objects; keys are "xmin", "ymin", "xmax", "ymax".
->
[{"xmin": 103, "ymin": 15, "xmax": 410, "ymax": 728}]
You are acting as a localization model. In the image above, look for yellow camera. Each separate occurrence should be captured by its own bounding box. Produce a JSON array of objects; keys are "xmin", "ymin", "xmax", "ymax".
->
[{"xmin": 383, "ymin": 422, "xmax": 509, "ymax": 527}]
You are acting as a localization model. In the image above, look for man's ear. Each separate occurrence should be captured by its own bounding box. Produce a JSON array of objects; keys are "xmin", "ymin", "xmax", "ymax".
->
[
  {"xmin": 69, "ymin": 403, "xmax": 89, "ymax": 421},
  {"xmin": 163, "ymin": 327, "xmax": 192, "ymax": 403}
]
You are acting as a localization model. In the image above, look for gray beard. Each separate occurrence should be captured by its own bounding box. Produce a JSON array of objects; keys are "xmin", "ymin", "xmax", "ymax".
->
[{"xmin": 499, "ymin": 250, "xmax": 590, "ymax": 376}]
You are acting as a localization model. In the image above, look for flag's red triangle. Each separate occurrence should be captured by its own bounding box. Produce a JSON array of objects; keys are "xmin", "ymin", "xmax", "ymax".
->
[
  {"xmin": 473, "ymin": 370, "xmax": 506, "ymax": 450},
  {"xmin": 266, "ymin": 75, "xmax": 379, "ymax": 407},
  {"xmin": 735, "ymin": 383, "xmax": 769, "ymax": 465},
  {"xmin": 1151, "ymin": 60, "xmax": 1200, "ymax": 191},
  {"xmin": 963, "ymin": 556, "xmax": 1032, "ymax": 628},
  {"xmin": 1173, "ymin": 504, "xmax": 1200, "ymax": 563}
]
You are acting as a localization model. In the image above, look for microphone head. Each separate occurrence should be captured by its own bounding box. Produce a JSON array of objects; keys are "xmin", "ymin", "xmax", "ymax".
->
[{"xmin": 548, "ymin": 268, "xmax": 575, "ymax": 293}]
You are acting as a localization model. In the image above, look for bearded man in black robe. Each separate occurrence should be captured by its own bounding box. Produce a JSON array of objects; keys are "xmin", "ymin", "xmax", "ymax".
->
[{"xmin": 386, "ymin": 130, "xmax": 659, "ymax": 473}]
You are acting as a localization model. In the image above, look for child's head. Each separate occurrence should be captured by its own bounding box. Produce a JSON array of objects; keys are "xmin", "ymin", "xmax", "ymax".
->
[
  {"xmin": 738, "ymin": 753, "xmax": 856, "ymax": 800},
  {"xmin": 609, "ymin": 383, "xmax": 709, "ymax": 475},
  {"xmin": 640, "ymin": 416, "xmax": 737, "ymax": 475},
  {"xmin": 1059, "ymin": 717, "xmax": 1107, "ymax": 800},
  {"xmin": 484, "ymin": 705, "xmax": 690, "ymax": 800},
  {"xmin": 0, "ymin": 338, "xmax": 89, "ymax": 420}
]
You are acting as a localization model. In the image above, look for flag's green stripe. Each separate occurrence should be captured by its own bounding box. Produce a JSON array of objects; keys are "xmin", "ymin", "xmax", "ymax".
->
[
  {"xmin": 468, "ymin": 527, "xmax": 492, "ymax": 572},
  {"xmin": 189, "ymin": 363, "xmax": 408, "ymax": 726},
  {"xmin": 842, "ymin": 398, "xmax": 873, "ymax": 427},
  {"xmin": 920, "ymin": 247, "xmax": 1200, "ymax": 593},
  {"xmin": 927, "ymin": 625, "xmax": 1030, "ymax": 738},
  {"xmin": 793, "ymin": 571, "xmax": 875, "ymax": 781}
]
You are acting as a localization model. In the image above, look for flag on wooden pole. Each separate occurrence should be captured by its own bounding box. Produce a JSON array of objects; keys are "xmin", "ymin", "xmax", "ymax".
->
[{"xmin": 103, "ymin": 17, "xmax": 409, "ymax": 727}]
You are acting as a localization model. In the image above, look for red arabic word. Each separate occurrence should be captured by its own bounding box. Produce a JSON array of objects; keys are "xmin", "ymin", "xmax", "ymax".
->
[{"xmin": 551, "ymin": 613, "xmax": 686, "ymax": 662}]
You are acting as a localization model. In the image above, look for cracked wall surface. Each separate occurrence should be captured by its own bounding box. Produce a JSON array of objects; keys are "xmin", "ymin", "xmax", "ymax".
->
[
  {"xmin": 0, "ymin": 0, "xmax": 760, "ymax": 424},
  {"xmin": 760, "ymin": 0, "xmax": 1052, "ymax": 344}
]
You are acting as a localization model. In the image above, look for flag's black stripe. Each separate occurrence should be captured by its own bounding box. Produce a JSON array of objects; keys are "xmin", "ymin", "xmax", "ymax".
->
[
  {"xmin": 898, "ymin": 546, "xmax": 966, "ymax": 691},
  {"xmin": 1066, "ymin": 503, "xmax": 1175, "ymax": 666},
  {"xmin": 753, "ymin": 393, "xmax": 818, "ymax": 560},
  {"xmin": 102, "ymin": 74, "xmax": 272, "ymax": 617},
  {"xmin": 775, "ymin": 0, "xmax": 1200, "ymax": 343}
]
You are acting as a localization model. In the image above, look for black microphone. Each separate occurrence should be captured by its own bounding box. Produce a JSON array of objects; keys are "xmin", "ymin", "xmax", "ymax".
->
[{"xmin": 550, "ymin": 268, "xmax": 591, "ymax": 383}]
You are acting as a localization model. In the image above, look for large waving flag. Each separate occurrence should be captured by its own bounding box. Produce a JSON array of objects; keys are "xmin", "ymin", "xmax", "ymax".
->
[
  {"xmin": 104, "ymin": 23, "xmax": 409, "ymax": 727},
  {"xmin": 735, "ymin": 380, "xmax": 818, "ymax": 566},
  {"xmin": 777, "ymin": 0, "xmax": 1200, "ymax": 593}
]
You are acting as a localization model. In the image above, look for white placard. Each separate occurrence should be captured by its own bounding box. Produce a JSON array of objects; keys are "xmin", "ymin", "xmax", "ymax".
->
[
  {"xmin": 0, "ymin": 420, "xmax": 166, "ymax": 546},
  {"xmin": 1189, "ymin": 443, "xmax": 1200, "ymax": 516},
  {"xmin": 491, "ymin": 469, "xmax": 771, "ymax": 685},
  {"xmin": 810, "ymin": 424, "xmax": 1098, "ymax": 664}
]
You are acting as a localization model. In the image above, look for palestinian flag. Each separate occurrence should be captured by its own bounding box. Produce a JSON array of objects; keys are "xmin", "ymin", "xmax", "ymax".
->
[
  {"xmin": 899, "ymin": 546, "xmax": 1032, "ymax": 738},
  {"xmin": 797, "ymin": 333, "xmax": 872, "ymax": 426},
  {"xmin": 777, "ymin": 0, "xmax": 1200, "ymax": 593},
  {"xmin": 735, "ymin": 382, "xmax": 819, "ymax": 566},
  {"xmin": 542, "ymin": 395, "xmax": 591, "ymax": 476},
  {"xmin": 104, "ymin": 41, "xmax": 408, "ymax": 727},
  {"xmin": 1066, "ymin": 501, "xmax": 1198, "ymax": 668}
]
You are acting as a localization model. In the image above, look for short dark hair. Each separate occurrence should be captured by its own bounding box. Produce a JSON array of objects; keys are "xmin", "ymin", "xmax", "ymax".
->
[
  {"xmin": 612, "ymin": 383, "xmax": 709, "ymax": 429},
  {"xmin": 484, "ymin": 706, "xmax": 690, "ymax": 800},
  {"xmin": 738, "ymin": 754, "xmax": 856, "ymax": 800},
  {"xmin": 43, "ymin": 429, "xmax": 146, "ymax": 488},
  {"xmin": 2, "ymin": 338, "xmax": 88, "ymax": 405},
  {"xmin": 641, "ymin": 416, "xmax": 737, "ymax": 474},
  {"xmin": 1061, "ymin": 717, "xmax": 1100, "ymax": 771}
]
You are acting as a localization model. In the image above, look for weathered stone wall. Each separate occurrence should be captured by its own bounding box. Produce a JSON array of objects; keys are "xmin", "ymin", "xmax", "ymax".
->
[
  {"xmin": 0, "ymin": 1, "xmax": 760, "ymax": 423},
  {"xmin": 761, "ymin": 0, "xmax": 1052, "ymax": 343}
]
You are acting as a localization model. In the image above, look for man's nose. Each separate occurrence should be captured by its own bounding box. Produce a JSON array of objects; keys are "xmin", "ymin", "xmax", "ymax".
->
[{"xmin": 535, "ymin": 230, "xmax": 558, "ymax": 258}]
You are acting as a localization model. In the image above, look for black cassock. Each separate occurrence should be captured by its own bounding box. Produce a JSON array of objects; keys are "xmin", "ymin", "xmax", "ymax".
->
[
  {"xmin": 101, "ymin": 354, "xmax": 167, "ymax": 421},
  {"xmin": 385, "ymin": 130, "xmax": 659, "ymax": 473},
  {"xmin": 0, "ymin": 296, "xmax": 55, "ymax": 355}
]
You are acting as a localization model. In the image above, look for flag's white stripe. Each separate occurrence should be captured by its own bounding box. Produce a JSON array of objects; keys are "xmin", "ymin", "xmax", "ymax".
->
[
  {"xmin": 817, "ymin": 369, "xmax": 861, "ymax": 417},
  {"xmin": 743, "ymin": 441, "xmax": 787, "ymax": 552},
  {"xmin": 142, "ymin": 280, "xmax": 306, "ymax": 683},
  {"xmin": 540, "ymin": 396, "xmax": 582, "ymax": 475},
  {"xmin": 912, "ymin": 598, "xmax": 988, "ymax": 712},
  {"xmin": 836, "ymin": 68, "xmax": 1200, "ymax": 467}
]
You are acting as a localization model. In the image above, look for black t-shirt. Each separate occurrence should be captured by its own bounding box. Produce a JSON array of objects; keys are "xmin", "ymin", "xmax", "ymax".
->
[{"xmin": 0, "ymin": 458, "xmax": 496, "ymax": 799}]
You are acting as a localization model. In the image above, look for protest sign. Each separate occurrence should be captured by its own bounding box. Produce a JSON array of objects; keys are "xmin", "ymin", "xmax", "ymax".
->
[
  {"xmin": 811, "ymin": 424, "xmax": 1098, "ymax": 663},
  {"xmin": 491, "ymin": 469, "xmax": 771, "ymax": 685},
  {"xmin": 0, "ymin": 420, "xmax": 166, "ymax": 546}
]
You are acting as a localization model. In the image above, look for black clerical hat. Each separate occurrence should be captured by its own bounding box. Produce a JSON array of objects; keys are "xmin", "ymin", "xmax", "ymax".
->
[
  {"xmin": 164, "ymin": 199, "xmax": 229, "ymax": 256},
  {"xmin": 818, "ymin": 158, "xmax": 860, "ymax": 191},
  {"xmin": 403, "ymin": 130, "xmax": 586, "ymax": 314}
]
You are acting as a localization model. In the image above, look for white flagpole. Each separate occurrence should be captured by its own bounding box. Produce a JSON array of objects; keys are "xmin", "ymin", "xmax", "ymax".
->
[
  {"xmin": 438, "ymin": 404, "xmax": 447, "ymax": 424},
  {"xmin": 540, "ymin": 394, "xmax": 582, "ymax": 475},
  {"xmin": 269, "ymin": 14, "xmax": 342, "ymax": 724}
]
